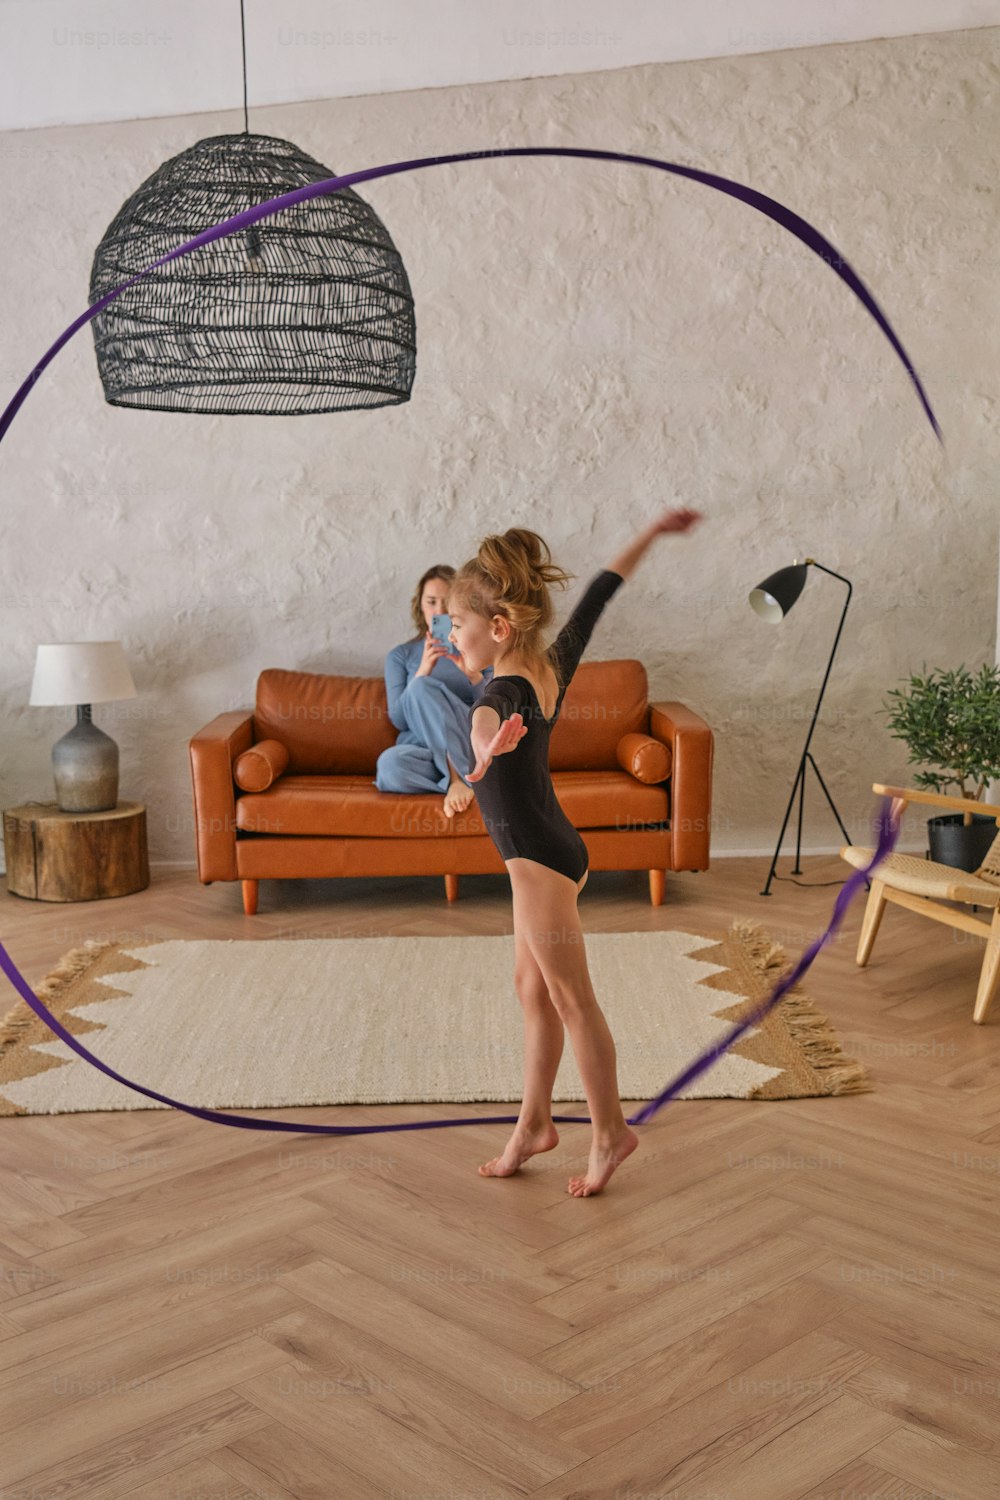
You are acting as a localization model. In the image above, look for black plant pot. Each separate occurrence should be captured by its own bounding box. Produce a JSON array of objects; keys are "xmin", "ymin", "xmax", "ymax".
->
[{"xmin": 926, "ymin": 812, "xmax": 998, "ymax": 872}]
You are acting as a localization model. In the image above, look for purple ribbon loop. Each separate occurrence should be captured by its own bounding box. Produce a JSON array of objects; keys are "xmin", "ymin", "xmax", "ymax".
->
[
  {"xmin": 0, "ymin": 800, "xmax": 898, "ymax": 1135},
  {"xmin": 0, "ymin": 146, "xmax": 921, "ymax": 1134}
]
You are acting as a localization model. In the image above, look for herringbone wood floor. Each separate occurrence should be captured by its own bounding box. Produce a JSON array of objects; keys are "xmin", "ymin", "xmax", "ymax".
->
[{"xmin": 1, "ymin": 856, "xmax": 998, "ymax": 1499}]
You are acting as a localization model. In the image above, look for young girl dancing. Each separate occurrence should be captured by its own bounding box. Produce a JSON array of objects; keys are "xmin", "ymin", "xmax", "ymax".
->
[{"xmin": 446, "ymin": 506, "xmax": 704, "ymax": 1196}]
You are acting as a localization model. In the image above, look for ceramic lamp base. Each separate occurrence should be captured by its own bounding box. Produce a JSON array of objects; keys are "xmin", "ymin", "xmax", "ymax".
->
[{"xmin": 52, "ymin": 705, "xmax": 119, "ymax": 812}]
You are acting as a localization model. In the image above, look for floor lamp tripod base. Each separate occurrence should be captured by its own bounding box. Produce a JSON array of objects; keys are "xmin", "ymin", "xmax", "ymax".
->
[{"xmin": 760, "ymin": 749, "xmax": 869, "ymax": 897}]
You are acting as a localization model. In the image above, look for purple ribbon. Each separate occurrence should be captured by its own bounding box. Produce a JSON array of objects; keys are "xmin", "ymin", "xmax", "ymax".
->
[
  {"xmin": 0, "ymin": 801, "xmax": 898, "ymax": 1134},
  {"xmin": 0, "ymin": 146, "xmax": 920, "ymax": 1134},
  {"xmin": 1, "ymin": 146, "xmax": 942, "ymax": 446}
]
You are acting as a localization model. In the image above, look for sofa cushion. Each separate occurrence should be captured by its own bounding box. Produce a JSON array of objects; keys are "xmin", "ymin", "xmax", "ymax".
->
[
  {"xmin": 616, "ymin": 732, "xmax": 672, "ymax": 784},
  {"xmin": 549, "ymin": 660, "xmax": 651, "ymax": 771},
  {"xmin": 253, "ymin": 659, "xmax": 654, "ymax": 776},
  {"xmin": 254, "ymin": 668, "xmax": 397, "ymax": 774},
  {"xmin": 234, "ymin": 738, "xmax": 290, "ymax": 792},
  {"xmin": 235, "ymin": 771, "xmax": 670, "ymax": 838}
]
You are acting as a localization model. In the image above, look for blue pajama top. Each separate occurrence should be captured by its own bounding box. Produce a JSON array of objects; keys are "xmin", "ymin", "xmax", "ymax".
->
[{"xmin": 383, "ymin": 637, "xmax": 494, "ymax": 732}]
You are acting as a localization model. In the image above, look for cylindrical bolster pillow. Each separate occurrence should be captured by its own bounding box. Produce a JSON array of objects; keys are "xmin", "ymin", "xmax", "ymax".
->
[
  {"xmin": 616, "ymin": 732, "xmax": 672, "ymax": 784},
  {"xmin": 234, "ymin": 737, "xmax": 290, "ymax": 792}
]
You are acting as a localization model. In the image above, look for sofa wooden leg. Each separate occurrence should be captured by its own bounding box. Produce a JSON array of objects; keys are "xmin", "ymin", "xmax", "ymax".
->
[
  {"xmin": 444, "ymin": 874, "xmax": 459, "ymax": 902},
  {"xmin": 242, "ymin": 879, "xmax": 259, "ymax": 915},
  {"xmin": 649, "ymin": 870, "xmax": 665, "ymax": 906}
]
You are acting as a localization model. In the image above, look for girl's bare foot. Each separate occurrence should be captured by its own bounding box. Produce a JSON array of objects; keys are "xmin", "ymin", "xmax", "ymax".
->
[
  {"xmin": 479, "ymin": 1122, "xmax": 559, "ymax": 1177},
  {"xmin": 444, "ymin": 778, "xmax": 474, "ymax": 818},
  {"xmin": 567, "ymin": 1125, "xmax": 640, "ymax": 1196}
]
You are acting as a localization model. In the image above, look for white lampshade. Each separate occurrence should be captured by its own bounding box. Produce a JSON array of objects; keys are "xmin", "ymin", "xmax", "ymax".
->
[{"xmin": 30, "ymin": 642, "xmax": 136, "ymax": 706}]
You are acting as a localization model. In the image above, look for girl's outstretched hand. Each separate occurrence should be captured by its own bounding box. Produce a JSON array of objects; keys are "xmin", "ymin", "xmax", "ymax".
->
[
  {"xmin": 465, "ymin": 713, "xmax": 528, "ymax": 783},
  {"xmin": 651, "ymin": 506, "xmax": 704, "ymax": 535}
]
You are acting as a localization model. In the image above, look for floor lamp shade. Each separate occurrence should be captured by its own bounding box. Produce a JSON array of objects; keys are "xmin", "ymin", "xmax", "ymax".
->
[
  {"xmin": 88, "ymin": 132, "xmax": 417, "ymax": 415},
  {"xmin": 30, "ymin": 643, "xmax": 137, "ymax": 814},
  {"xmin": 749, "ymin": 562, "xmax": 810, "ymax": 623}
]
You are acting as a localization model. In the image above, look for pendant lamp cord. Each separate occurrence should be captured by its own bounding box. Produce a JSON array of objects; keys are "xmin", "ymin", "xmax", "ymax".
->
[{"xmin": 239, "ymin": 0, "xmax": 249, "ymax": 135}]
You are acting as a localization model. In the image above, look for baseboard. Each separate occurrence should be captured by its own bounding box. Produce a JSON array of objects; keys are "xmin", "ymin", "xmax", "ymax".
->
[
  {"xmin": 139, "ymin": 841, "xmax": 929, "ymax": 877},
  {"xmin": 0, "ymin": 844, "xmax": 923, "ymax": 882}
]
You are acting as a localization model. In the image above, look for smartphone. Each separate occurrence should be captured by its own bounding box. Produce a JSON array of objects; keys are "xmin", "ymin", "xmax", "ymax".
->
[{"xmin": 431, "ymin": 612, "xmax": 460, "ymax": 657}]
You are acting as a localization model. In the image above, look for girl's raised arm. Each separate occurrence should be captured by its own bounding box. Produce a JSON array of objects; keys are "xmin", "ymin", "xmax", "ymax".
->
[{"xmin": 608, "ymin": 507, "xmax": 703, "ymax": 581}]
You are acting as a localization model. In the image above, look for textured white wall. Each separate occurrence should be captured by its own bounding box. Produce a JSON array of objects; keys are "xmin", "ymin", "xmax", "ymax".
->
[{"xmin": 1, "ymin": 26, "xmax": 997, "ymax": 872}]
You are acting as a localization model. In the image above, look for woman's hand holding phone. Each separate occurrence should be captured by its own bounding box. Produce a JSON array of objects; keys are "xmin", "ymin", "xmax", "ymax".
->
[
  {"xmin": 415, "ymin": 631, "xmax": 453, "ymax": 677},
  {"xmin": 416, "ymin": 631, "xmax": 484, "ymax": 687}
]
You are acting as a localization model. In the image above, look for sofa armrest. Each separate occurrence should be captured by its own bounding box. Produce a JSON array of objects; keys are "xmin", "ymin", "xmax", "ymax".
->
[
  {"xmin": 648, "ymin": 700, "xmax": 714, "ymax": 868},
  {"xmin": 188, "ymin": 710, "xmax": 255, "ymax": 881}
]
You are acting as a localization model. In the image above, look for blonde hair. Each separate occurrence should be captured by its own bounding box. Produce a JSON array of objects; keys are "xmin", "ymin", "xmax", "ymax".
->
[
  {"xmin": 406, "ymin": 564, "xmax": 457, "ymax": 642},
  {"xmin": 450, "ymin": 529, "xmax": 575, "ymax": 692}
]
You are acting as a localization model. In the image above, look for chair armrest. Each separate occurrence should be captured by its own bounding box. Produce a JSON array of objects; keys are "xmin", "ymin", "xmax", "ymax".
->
[
  {"xmin": 189, "ymin": 710, "xmax": 255, "ymax": 880},
  {"xmin": 873, "ymin": 783, "xmax": 1000, "ymax": 823},
  {"xmin": 648, "ymin": 700, "xmax": 714, "ymax": 867}
]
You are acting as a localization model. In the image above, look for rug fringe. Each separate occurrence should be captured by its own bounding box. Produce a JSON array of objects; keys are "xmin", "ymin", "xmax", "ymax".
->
[
  {"xmin": 0, "ymin": 938, "xmax": 119, "ymax": 1052},
  {"xmin": 731, "ymin": 918, "xmax": 873, "ymax": 1095},
  {"xmin": 769, "ymin": 988, "xmax": 873, "ymax": 1094},
  {"xmin": 731, "ymin": 917, "xmax": 793, "ymax": 974}
]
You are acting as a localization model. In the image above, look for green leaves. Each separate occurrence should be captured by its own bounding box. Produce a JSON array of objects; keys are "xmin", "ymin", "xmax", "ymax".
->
[{"xmin": 881, "ymin": 663, "xmax": 1000, "ymax": 802}]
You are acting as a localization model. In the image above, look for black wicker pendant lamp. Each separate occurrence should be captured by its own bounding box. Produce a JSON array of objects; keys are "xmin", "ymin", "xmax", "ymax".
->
[{"xmin": 87, "ymin": 0, "xmax": 416, "ymax": 415}]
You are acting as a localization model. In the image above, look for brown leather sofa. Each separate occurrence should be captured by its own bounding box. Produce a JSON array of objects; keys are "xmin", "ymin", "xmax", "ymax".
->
[{"xmin": 188, "ymin": 659, "xmax": 714, "ymax": 913}]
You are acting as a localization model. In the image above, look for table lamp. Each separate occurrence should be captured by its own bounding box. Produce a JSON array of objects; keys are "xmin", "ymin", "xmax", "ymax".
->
[{"xmin": 29, "ymin": 642, "xmax": 137, "ymax": 813}]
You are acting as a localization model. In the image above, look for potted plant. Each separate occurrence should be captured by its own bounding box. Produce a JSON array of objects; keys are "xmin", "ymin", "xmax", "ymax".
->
[{"xmin": 880, "ymin": 663, "xmax": 1000, "ymax": 872}]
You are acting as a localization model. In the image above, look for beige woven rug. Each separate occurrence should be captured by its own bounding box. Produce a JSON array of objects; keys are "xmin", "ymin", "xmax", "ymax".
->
[{"xmin": 0, "ymin": 920, "xmax": 871, "ymax": 1117}]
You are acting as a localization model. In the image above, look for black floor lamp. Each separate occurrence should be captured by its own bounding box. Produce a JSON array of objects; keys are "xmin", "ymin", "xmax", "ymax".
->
[{"xmin": 749, "ymin": 557, "xmax": 869, "ymax": 897}]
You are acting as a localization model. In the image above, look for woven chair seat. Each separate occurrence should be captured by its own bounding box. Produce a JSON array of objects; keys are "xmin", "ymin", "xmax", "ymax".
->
[{"xmin": 840, "ymin": 846, "xmax": 1000, "ymax": 906}]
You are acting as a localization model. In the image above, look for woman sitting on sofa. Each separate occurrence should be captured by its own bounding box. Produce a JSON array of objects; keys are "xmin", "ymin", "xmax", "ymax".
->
[{"xmin": 374, "ymin": 564, "xmax": 494, "ymax": 819}]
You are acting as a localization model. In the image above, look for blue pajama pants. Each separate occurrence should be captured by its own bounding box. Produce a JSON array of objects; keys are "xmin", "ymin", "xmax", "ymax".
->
[{"xmin": 373, "ymin": 675, "xmax": 475, "ymax": 794}]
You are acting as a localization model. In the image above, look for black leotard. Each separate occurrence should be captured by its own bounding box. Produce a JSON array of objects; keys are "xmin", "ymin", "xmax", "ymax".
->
[{"xmin": 468, "ymin": 568, "xmax": 624, "ymax": 882}]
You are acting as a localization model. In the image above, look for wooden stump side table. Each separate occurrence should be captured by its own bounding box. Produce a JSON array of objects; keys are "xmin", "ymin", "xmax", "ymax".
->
[{"xmin": 3, "ymin": 801, "xmax": 150, "ymax": 903}]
